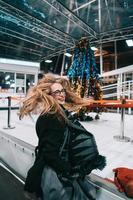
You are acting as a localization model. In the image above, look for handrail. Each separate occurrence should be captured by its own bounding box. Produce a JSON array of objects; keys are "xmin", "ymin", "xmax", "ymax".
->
[
  {"xmin": 101, "ymin": 80, "xmax": 133, "ymax": 102},
  {"xmin": 102, "ymin": 80, "xmax": 133, "ymax": 89}
]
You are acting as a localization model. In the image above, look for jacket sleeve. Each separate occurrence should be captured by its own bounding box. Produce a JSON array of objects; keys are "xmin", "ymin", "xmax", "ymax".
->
[{"xmin": 36, "ymin": 114, "xmax": 71, "ymax": 176}]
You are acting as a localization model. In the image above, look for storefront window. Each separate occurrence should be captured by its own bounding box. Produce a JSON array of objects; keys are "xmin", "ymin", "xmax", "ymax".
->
[
  {"xmin": 0, "ymin": 71, "xmax": 35, "ymax": 94},
  {"xmin": 26, "ymin": 74, "xmax": 35, "ymax": 92},
  {"xmin": 0, "ymin": 72, "xmax": 15, "ymax": 92},
  {"xmin": 16, "ymin": 73, "xmax": 25, "ymax": 93}
]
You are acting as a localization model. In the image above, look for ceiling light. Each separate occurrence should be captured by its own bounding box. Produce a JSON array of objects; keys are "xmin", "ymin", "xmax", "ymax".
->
[
  {"xmin": 64, "ymin": 52, "xmax": 72, "ymax": 57},
  {"xmin": 126, "ymin": 39, "xmax": 133, "ymax": 47},
  {"xmin": 45, "ymin": 59, "xmax": 52, "ymax": 63},
  {"xmin": 91, "ymin": 46, "xmax": 98, "ymax": 51}
]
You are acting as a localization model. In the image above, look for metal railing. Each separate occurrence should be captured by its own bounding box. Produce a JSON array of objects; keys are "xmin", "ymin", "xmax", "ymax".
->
[{"xmin": 101, "ymin": 80, "xmax": 133, "ymax": 114}]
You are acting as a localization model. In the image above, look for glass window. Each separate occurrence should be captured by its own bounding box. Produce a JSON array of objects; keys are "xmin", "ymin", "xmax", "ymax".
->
[
  {"xmin": 16, "ymin": 73, "xmax": 25, "ymax": 93},
  {"xmin": 0, "ymin": 71, "xmax": 15, "ymax": 92},
  {"xmin": 16, "ymin": 73, "xmax": 24, "ymax": 82},
  {"xmin": 26, "ymin": 74, "xmax": 35, "ymax": 92}
]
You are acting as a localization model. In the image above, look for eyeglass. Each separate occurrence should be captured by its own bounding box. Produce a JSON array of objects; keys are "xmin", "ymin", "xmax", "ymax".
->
[{"xmin": 51, "ymin": 89, "xmax": 66, "ymax": 96}]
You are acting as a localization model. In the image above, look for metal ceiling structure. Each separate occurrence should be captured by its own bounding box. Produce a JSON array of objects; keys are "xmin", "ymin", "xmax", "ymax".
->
[{"xmin": 0, "ymin": 0, "xmax": 133, "ymax": 62}]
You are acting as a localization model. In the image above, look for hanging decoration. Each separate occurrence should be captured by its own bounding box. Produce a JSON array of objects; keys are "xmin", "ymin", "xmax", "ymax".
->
[
  {"xmin": 67, "ymin": 37, "xmax": 103, "ymax": 121},
  {"xmin": 68, "ymin": 37, "xmax": 102, "ymax": 100}
]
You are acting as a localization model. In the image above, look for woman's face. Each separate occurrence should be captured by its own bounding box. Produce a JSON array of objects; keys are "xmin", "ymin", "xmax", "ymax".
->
[{"xmin": 50, "ymin": 83, "xmax": 66, "ymax": 105}]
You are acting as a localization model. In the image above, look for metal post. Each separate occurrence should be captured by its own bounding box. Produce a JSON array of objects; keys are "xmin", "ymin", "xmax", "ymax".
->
[
  {"xmin": 114, "ymin": 40, "xmax": 117, "ymax": 70},
  {"xmin": 61, "ymin": 0, "xmax": 73, "ymax": 76},
  {"xmin": 98, "ymin": 0, "xmax": 102, "ymax": 33},
  {"xmin": 99, "ymin": 44, "xmax": 103, "ymax": 75},
  {"xmin": 3, "ymin": 96, "xmax": 15, "ymax": 129},
  {"xmin": 8, "ymin": 96, "xmax": 11, "ymax": 127},
  {"xmin": 121, "ymin": 107, "xmax": 125, "ymax": 139},
  {"xmin": 24, "ymin": 73, "xmax": 26, "ymax": 95},
  {"xmin": 14, "ymin": 72, "xmax": 17, "ymax": 93},
  {"xmin": 113, "ymin": 99, "xmax": 130, "ymax": 142},
  {"xmin": 128, "ymin": 81, "xmax": 131, "ymax": 114},
  {"xmin": 60, "ymin": 55, "xmax": 66, "ymax": 76},
  {"xmin": 117, "ymin": 75, "xmax": 120, "ymax": 113},
  {"xmin": 98, "ymin": 0, "xmax": 103, "ymax": 75}
]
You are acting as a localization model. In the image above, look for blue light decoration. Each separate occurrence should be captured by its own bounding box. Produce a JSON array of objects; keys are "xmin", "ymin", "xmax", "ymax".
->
[{"xmin": 67, "ymin": 38, "xmax": 102, "ymax": 100}]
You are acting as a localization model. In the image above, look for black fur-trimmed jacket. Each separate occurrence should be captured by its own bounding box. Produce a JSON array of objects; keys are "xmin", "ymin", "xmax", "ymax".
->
[
  {"xmin": 24, "ymin": 110, "xmax": 106, "ymax": 197},
  {"xmin": 24, "ymin": 113, "xmax": 71, "ymax": 196}
]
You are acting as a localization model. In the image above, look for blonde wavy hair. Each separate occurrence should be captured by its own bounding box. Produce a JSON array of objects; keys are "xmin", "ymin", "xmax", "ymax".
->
[{"xmin": 19, "ymin": 73, "xmax": 90, "ymax": 121}]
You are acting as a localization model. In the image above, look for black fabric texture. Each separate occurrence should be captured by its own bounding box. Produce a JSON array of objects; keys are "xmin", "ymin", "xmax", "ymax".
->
[
  {"xmin": 67, "ymin": 120, "xmax": 106, "ymax": 176},
  {"xmin": 24, "ymin": 108, "xmax": 106, "ymax": 198},
  {"xmin": 24, "ymin": 113, "xmax": 71, "ymax": 197}
]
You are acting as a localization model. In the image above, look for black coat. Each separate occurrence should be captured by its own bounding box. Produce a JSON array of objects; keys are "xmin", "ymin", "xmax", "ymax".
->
[
  {"xmin": 24, "ymin": 111, "xmax": 106, "ymax": 198},
  {"xmin": 24, "ymin": 113, "xmax": 71, "ymax": 196}
]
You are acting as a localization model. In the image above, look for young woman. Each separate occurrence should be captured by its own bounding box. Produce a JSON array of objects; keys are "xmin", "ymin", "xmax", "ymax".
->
[{"xmin": 19, "ymin": 73, "xmax": 104, "ymax": 200}]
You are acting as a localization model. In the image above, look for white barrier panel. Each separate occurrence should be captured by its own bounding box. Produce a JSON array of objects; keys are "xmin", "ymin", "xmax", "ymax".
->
[{"xmin": 0, "ymin": 130, "xmax": 35, "ymax": 179}]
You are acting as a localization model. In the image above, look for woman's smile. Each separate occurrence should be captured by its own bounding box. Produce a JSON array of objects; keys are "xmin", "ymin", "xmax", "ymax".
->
[{"xmin": 51, "ymin": 83, "xmax": 66, "ymax": 105}]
